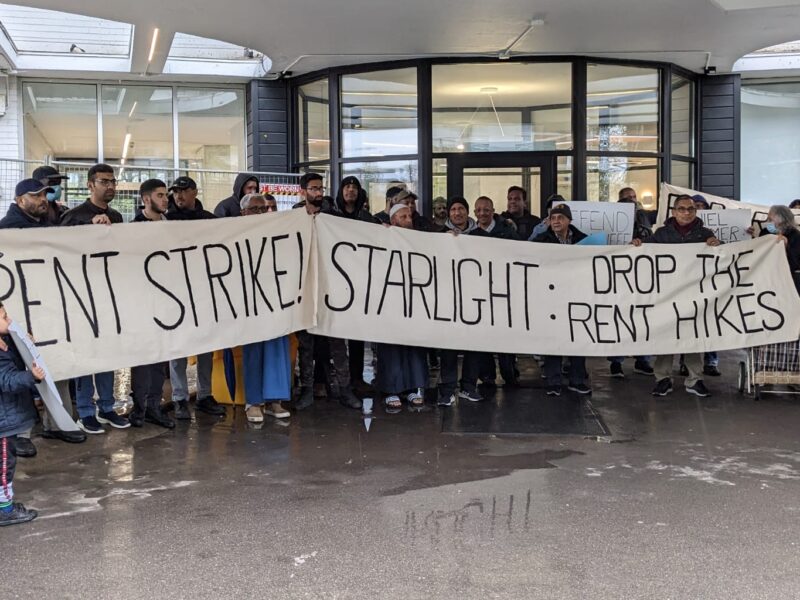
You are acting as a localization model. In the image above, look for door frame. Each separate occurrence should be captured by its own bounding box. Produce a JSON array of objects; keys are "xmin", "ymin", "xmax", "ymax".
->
[{"xmin": 444, "ymin": 152, "xmax": 558, "ymax": 216}]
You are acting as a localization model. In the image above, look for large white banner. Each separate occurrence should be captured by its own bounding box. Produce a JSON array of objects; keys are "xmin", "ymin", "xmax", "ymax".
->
[
  {"xmin": 313, "ymin": 214, "xmax": 800, "ymax": 357},
  {"xmin": 0, "ymin": 209, "xmax": 316, "ymax": 380},
  {"xmin": 1, "ymin": 210, "xmax": 799, "ymax": 379},
  {"xmin": 563, "ymin": 201, "xmax": 634, "ymax": 245}
]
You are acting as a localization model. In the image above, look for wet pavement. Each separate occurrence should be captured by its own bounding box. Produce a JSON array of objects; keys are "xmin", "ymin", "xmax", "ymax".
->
[{"xmin": 3, "ymin": 351, "xmax": 800, "ymax": 599}]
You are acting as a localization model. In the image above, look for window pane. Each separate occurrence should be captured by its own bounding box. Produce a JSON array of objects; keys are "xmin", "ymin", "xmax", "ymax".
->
[
  {"xmin": 671, "ymin": 75, "xmax": 694, "ymax": 157},
  {"xmin": 102, "ymin": 85, "xmax": 173, "ymax": 167},
  {"xmin": 341, "ymin": 160, "xmax": 417, "ymax": 214},
  {"xmin": 671, "ymin": 160, "xmax": 692, "ymax": 188},
  {"xmin": 587, "ymin": 156, "xmax": 658, "ymax": 205},
  {"xmin": 558, "ymin": 156, "xmax": 573, "ymax": 200},
  {"xmin": 741, "ymin": 81, "xmax": 800, "ymax": 204},
  {"xmin": 587, "ymin": 64, "xmax": 659, "ymax": 153},
  {"xmin": 432, "ymin": 63, "xmax": 572, "ymax": 152},
  {"xmin": 177, "ymin": 88, "xmax": 245, "ymax": 171},
  {"xmin": 433, "ymin": 158, "xmax": 447, "ymax": 201},
  {"xmin": 23, "ymin": 82, "xmax": 98, "ymax": 161},
  {"xmin": 341, "ymin": 68, "xmax": 417, "ymax": 157},
  {"xmin": 463, "ymin": 166, "xmax": 542, "ymax": 216},
  {"xmin": 298, "ymin": 79, "xmax": 329, "ymax": 162}
]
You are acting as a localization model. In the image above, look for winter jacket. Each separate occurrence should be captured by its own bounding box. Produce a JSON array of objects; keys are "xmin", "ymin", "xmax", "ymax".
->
[
  {"xmin": 444, "ymin": 217, "xmax": 478, "ymax": 234},
  {"xmin": 500, "ymin": 210, "xmax": 541, "ymax": 241},
  {"xmin": 214, "ymin": 173, "xmax": 260, "ymax": 218},
  {"xmin": 166, "ymin": 198, "xmax": 216, "ymax": 221},
  {"xmin": 46, "ymin": 203, "xmax": 68, "ymax": 227},
  {"xmin": 0, "ymin": 335, "xmax": 39, "ymax": 438},
  {"xmin": 532, "ymin": 224, "xmax": 588, "ymax": 245},
  {"xmin": 650, "ymin": 217, "xmax": 715, "ymax": 244},
  {"xmin": 412, "ymin": 212, "xmax": 437, "ymax": 233},
  {"xmin": 0, "ymin": 204, "xmax": 48, "ymax": 229},
  {"xmin": 632, "ymin": 209, "xmax": 653, "ymax": 241},
  {"xmin": 60, "ymin": 199, "xmax": 123, "ymax": 226},
  {"xmin": 471, "ymin": 215, "xmax": 521, "ymax": 240},
  {"xmin": 325, "ymin": 188, "xmax": 375, "ymax": 223}
]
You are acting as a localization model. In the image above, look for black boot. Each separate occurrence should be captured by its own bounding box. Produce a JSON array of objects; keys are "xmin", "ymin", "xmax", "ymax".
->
[
  {"xmin": 173, "ymin": 400, "xmax": 191, "ymax": 420},
  {"xmin": 13, "ymin": 437, "xmax": 36, "ymax": 458},
  {"xmin": 295, "ymin": 387, "xmax": 314, "ymax": 411},
  {"xmin": 0, "ymin": 502, "xmax": 38, "ymax": 527},
  {"xmin": 144, "ymin": 407, "xmax": 175, "ymax": 429},
  {"xmin": 339, "ymin": 387, "xmax": 362, "ymax": 410},
  {"xmin": 195, "ymin": 396, "xmax": 226, "ymax": 417},
  {"xmin": 129, "ymin": 407, "xmax": 145, "ymax": 428}
]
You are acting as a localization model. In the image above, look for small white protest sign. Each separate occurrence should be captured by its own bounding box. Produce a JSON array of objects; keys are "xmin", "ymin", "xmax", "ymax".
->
[
  {"xmin": 8, "ymin": 320, "xmax": 80, "ymax": 432},
  {"xmin": 698, "ymin": 209, "xmax": 751, "ymax": 243},
  {"xmin": 564, "ymin": 201, "xmax": 635, "ymax": 245}
]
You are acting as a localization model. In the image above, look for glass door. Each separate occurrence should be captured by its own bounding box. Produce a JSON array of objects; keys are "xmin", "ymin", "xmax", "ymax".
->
[{"xmin": 446, "ymin": 154, "xmax": 556, "ymax": 217}]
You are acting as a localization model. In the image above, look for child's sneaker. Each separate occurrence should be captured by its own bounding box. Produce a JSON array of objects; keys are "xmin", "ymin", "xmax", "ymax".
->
[{"xmin": 0, "ymin": 502, "xmax": 38, "ymax": 527}]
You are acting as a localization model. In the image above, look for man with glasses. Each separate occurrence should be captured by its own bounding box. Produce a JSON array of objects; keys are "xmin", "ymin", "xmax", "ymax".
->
[
  {"xmin": 60, "ymin": 164, "xmax": 129, "ymax": 433},
  {"xmin": 32, "ymin": 165, "xmax": 69, "ymax": 226},
  {"xmin": 632, "ymin": 194, "xmax": 720, "ymax": 398},
  {"xmin": 292, "ymin": 173, "xmax": 361, "ymax": 411}
]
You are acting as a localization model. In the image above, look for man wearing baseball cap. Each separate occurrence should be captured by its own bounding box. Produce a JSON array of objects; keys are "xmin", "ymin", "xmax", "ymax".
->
[
  {"xmin": 32, "ymin": 165, "xmax": 69, "ymax": 226},
  {"xmin": 532, "ymin": 203, "xmax": 592, "ymax": 396},
  {"xmin": 166, "ymin": 177, "xmax": 215, "ymax": 221},
  {"xmin": 0, "ymin": 179, "xmax": 52, "ymax": 228}
]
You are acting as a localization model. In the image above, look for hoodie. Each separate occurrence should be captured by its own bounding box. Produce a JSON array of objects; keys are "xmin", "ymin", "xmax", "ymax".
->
[
  {"xmin": 166, "ymin": 197, "xmax": 215, "ymax": 221},
  {"xmin": 326, "ymin": 178, "xmax": 375, "ymax": 223},
  {"xmin": 214, "ymin": 173, "xmax": 260, "ymax": 218},
  {"xmin": 444, "ymin": 217, "xmax": 478, "ymax": 234}
]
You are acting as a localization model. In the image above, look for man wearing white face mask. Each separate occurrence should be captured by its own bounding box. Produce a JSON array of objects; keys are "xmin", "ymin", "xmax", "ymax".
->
[{"xmin": 31, "ymin": 166, "xmax": 69, "ymax": 226}]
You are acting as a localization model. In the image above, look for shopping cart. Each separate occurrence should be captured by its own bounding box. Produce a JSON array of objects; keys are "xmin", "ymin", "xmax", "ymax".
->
[{"xmin": 738, "ymin": 339, "xmax": 800, "ymax": 400}]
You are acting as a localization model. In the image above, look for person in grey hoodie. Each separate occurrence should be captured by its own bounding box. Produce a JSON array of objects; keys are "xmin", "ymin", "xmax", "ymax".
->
[{"xmin": 214, "ymin": 173, "xmax": 260, "ymax": 217}]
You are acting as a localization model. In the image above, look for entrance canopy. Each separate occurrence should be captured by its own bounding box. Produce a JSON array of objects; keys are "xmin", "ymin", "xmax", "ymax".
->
[{"xmin": 15, "ymin": 0, "xmax": 800, "ymax": 77}]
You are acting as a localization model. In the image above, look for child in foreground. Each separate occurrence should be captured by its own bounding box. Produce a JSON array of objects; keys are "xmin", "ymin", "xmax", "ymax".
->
[{"xmin": 0, "ymin": 302, "xmax": 45, "ymax": 526}]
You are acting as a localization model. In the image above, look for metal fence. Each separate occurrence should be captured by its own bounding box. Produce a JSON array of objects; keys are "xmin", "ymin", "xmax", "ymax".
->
[{"xmin": 0, "ymin": 158, "xmax": 303, "ymax": 221}]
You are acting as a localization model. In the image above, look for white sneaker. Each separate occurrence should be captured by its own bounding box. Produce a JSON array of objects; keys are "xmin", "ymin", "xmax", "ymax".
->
[
  {"xmin": 245, "ymin": 404, "xmax": 264, "ymax": 423},
  {"xmin": 264, "ymin": 402, "xmax": 290, "ymax": 419}
]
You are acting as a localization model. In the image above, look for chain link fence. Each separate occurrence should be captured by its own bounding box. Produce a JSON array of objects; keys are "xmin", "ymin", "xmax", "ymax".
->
[{"xmin": 0, "ymin": 158, "xmax": 302, "ymax": 221}]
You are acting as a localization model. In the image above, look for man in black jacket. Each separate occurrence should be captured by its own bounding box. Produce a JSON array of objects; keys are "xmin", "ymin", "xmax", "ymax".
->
[
  {"xmin": 31, "ymin": 165, "xmax": 69, "ymax": 226},
  {"xmin": 163, "ymin": 176, "xmax": 225, "ymax": 418},
  {"xmin": 60, "ymin": 163, "xmax": 123, "ymax": 226},
  {"xmin": 500, "ymin": 185, "xmax": 540, "ymax": 241},
  {"xmin": 633, "ymin": 194, "xmax": 720, "ymax": 398},
  {"xmin": 0, "ymin": 180, "xmax": 87, "ymax": 448},
  {"xmin": 533, "ymin": 204, "xmax": 591, "ymax": 396},
  {"xmin": 214, "ymin": 173, "xmax": 259, "ymax": 218},
  {"xmin": 166, "ymin": 177, "xmax": 216, "ymax": 221}
]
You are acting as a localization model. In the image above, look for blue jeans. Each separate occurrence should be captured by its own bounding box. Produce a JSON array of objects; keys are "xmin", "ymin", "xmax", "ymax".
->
[
  {"xmin": 75, "ymin": 371, "xmax": 115, "ymax": 418},
  {"xmin": 704, "ymin": 352, "xmax": 719, "ymax": 367}
]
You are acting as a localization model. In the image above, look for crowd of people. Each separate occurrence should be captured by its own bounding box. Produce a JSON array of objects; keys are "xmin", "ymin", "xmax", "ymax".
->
[{"xmin": 1, "ymin": 163, "xmax": 798, "ymax": 527}]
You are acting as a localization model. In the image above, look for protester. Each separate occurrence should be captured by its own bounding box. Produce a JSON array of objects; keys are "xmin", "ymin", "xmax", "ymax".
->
[
  {"xmin": 405, "ymin": 191, "xmax": 436, "ymax": 232},
  {"xmin": 500, "ymin": 186, "xmax": 540, "ymax": 240},
  {"xmin": 375, "ymin": 203, "xmax": 428, "ymax": 413},
  {"xmin": 214, "ymin": 173, "xmax": 259, "ymax": 217},
  {"xmin": 685, "ymin": 194, "xmax": 720, "ymax": 377},
  {"xmin": 633, "ymin": 194, "xmax": 720, "ymax": 398},
  {"xmin": 293, "ymin": 173, "xmax": 362, "ymax": 411},
  {"xmin": 789, "ymin": 199, "xmax": 800, "ymax": 210},
  {"xmin": 127, "ymin": 180, "xmax": 174, "ymax": 429},
  {"xmin": 60, "ymin": 165, "xmax": 130, "ymax": 433},
  {"xmin": 761, "ymin": 204, "xmax": 800, "ymax": 294},
  {"xmin": 31, "ymin": 165, "xmax": 69, "ymax": 226},
  {"xmin": 239, "ymin": 193, "xmax": 291, "ymax": 422},
  {"xmin": 161, "ymin": 177, "xmax": 225, "ymax": 419},
  {"xmin": 609, "ymin": 187, "xmax": 654, "ymax": 377},
  {"xmin": 166, "ymin": 177, "xmax": 216, "ymax": 221},
  {"xmin": 533, "ymin": 204, "xmax": 592, "ymax": 396},
  {"xmin": 528, "ymin": 194, "xmax": 566, "ymax": 240},
  {"xmin": 0, "ymin": 302, "xmax": 45, "ymax": 527},
  {"xmin": 468, "ymin": 196, "xmax": 520, "ymax": 387},
  {"xmin": 438, "ymin": 196, "xmax": 482, "ymax": 404},
  {"xmin": 432, "ymin": 196, "xmax": 447, "ymax": 228},
  {"xmin": 0, "ymin": 179, "xmax": 87, "ymax": 447},
  {"xmin": 374, "ymin": 186, "xmax": 405, "ymax": 224}
]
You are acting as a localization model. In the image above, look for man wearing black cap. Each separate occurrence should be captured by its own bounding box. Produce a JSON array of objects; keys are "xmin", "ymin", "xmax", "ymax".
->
[
  {"xmin": 31, "ymin": 165, "xmax": 69, "ymax": 226},
  {"xmin": 162, "ymin": 177, "xmax": 224, "ymax": 419},
  {"xmin": 0, "ymin": 179, "xmax": 87, "ymax": 449},
  {"xmin": 533, "ymin": 204, "xmax": 592, "ymax": 396},
  {"xmin": 444, "ymin": 196, "xmax": 477, "ymax": 234},
  {"xmin": 59, "ymin": 164, "xmax": 129, "ymax": 434},
  {"xmin": 166, "ymin": 177, "xmax": 215, "ymax": 221},
  {"xmin": 214, "ymin": 173, "xmax": 260, "ymax": 218}
]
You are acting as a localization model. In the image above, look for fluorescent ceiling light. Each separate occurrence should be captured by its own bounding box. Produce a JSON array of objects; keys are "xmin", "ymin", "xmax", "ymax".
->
[
  {"xmin": 128, "ymin": 101, "xmax": 137, "ymax": 118},
  {"xmin": 147, "ymin": 28, "xmax": 160, "ymax": 63},
  {"xmin": 121, "ymin": 132, "xmax": 132, "ymax": 160}
]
